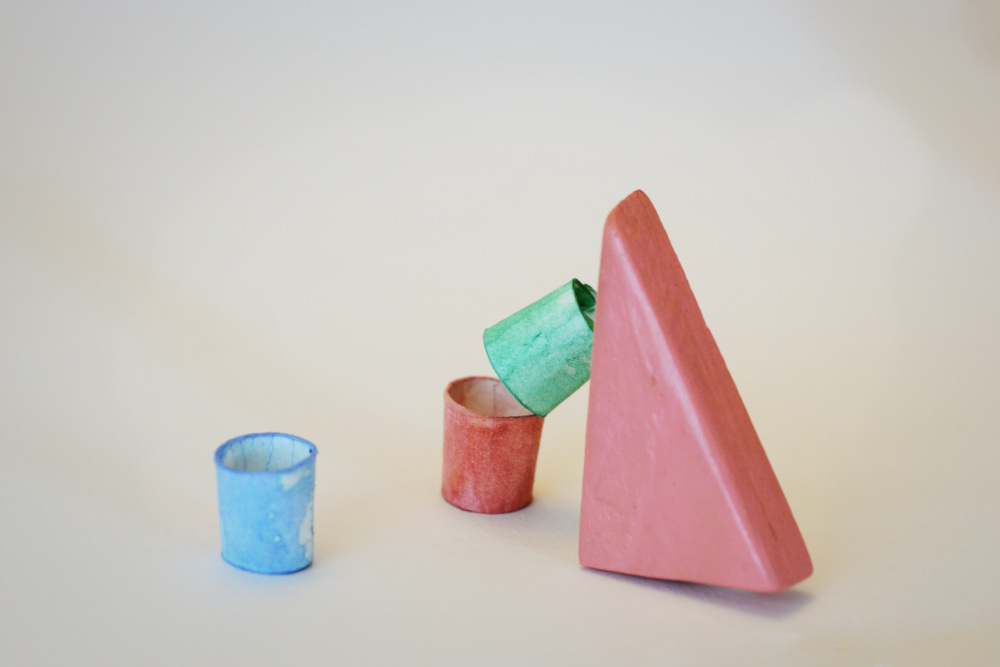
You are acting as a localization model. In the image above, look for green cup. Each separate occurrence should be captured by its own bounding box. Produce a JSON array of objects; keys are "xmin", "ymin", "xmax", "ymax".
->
[{"xmin": 483, "ymin": 279, "xmax": 596, "ymax": 417}]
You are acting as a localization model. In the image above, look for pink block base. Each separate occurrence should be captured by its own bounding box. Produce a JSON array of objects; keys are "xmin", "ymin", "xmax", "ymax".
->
[{"xmin": 579, "ymin": 191, "xmax": 812, "ymax": 593}]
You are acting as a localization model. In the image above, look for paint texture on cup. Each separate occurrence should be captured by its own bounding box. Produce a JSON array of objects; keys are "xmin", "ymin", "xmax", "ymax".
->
[
  {"xmin": 483, "ymin": 279, "xmax": 596, "ymax": 416},
  {"xmin": 442, "ymin": 376, "xmax": 544, "ymax": 513},
  {"xmin": 215, "ymin": 433, "xmax": 317, "ymax": 574}
]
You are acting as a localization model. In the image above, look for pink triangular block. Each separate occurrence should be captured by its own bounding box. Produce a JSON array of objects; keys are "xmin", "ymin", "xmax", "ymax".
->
[{"xmin": 579, "ymin": 191, "xmax": 812, "ymax": 593}]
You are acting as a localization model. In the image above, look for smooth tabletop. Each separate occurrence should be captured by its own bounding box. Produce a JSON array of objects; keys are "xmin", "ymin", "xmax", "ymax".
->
[{"xmin": 2, "ymin": 2, "xmax": 998, "ymax": 664}]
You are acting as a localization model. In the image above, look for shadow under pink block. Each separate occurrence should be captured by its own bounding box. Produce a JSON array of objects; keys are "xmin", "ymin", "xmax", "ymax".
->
[{"xmin": 442, "ymin": 376, "xmax": 544, "ymax": 514}]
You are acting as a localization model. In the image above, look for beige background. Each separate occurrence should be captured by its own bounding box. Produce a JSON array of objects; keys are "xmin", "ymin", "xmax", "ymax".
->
[{"xmin": 2, "ymin": 1, "xmax": 998, "ymax": 664}]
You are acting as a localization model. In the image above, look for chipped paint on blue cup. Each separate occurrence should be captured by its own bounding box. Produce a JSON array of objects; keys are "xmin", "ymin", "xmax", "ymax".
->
[{"xmin": 215, "ymin": 432, "xmax": 317, "ymax": 574}]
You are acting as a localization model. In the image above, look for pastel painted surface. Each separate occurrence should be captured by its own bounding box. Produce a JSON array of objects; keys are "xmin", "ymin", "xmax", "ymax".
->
[
  {"xmin": 215, "ymin": 433, "xmax": 317, "ymax": 574},
  {"xmin": 442, "ymin": 377, "xmax": 544, "ymax": 514},
  {"xmin": 579, "ymin": 191, "xmax": 812, "ymax": 593},
  {"xmin": 484, "ymin": 279, "xmax": 596, "ymax": 416}
]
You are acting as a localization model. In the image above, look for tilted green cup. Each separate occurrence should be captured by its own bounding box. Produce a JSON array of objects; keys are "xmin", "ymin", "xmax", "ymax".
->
[{"xmin": 483, "ymin": 279, "xmax": 596, "ymax": 417}]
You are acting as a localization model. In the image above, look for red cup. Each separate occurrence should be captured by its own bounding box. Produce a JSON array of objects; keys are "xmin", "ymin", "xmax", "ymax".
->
[{"xmin": 442, "ymin": 376, "xmax": 545, "ymax": 513}]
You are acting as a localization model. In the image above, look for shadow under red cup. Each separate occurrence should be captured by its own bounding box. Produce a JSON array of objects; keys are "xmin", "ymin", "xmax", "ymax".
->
[{"xmin": 442, "ymin": 376, "xmax": 545, "ymax": 513}]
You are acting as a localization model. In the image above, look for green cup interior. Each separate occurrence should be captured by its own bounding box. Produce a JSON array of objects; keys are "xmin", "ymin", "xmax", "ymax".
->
[{"xmin": 572, "ymin": 279, "xmax": 597, "ymax": 330}]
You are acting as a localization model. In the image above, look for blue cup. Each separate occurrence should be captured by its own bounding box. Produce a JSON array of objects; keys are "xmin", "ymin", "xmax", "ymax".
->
[{"xmin": 214, "ymin": 432, "xmax": 318, "ymax": 574}]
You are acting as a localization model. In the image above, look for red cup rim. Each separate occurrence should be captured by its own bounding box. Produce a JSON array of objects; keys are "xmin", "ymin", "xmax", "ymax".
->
[{"xmin": 444, "ymin": 376, "xmax": 540, "ymax": 420}]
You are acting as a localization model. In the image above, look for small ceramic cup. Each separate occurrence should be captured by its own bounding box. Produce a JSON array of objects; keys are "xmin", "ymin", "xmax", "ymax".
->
[
  {"xmin": 483, "ymin": 278, "xmax": 596, "ymax": 416},
  {"xmin": 215, "ymin": 432, "xmax": 317, "ymax": 574},
  {"xmin": 442, "ymin": 376, "xmax": 544, "ymax": 513}
]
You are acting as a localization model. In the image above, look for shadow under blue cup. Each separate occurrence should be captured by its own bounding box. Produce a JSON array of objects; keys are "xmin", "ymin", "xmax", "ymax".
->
[{"xmin": 214, "ymin": 432, "xmax": 317, "ymax": 574}]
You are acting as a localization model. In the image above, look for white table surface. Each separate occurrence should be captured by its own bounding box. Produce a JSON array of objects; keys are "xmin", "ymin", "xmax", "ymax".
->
[{"xmin": 2, "ymin": 2, "xmax": 998, "ymax": 664}]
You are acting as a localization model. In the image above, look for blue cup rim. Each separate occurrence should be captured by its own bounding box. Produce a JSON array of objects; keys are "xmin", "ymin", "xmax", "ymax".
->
[{"xmin": 214, "ymin": 432, "xmax": 318, "ymax": 475}]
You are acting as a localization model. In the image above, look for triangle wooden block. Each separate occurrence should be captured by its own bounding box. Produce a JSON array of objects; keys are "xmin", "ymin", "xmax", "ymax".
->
[{"xmin": 579, "ymin": 191, "xmax": 812, "ymax": 593}]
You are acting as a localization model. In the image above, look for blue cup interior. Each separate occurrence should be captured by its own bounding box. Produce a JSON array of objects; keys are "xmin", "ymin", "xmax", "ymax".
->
[{"xmin": 216, "ymin": 433, "xmax": 316, "ymax": 473}]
